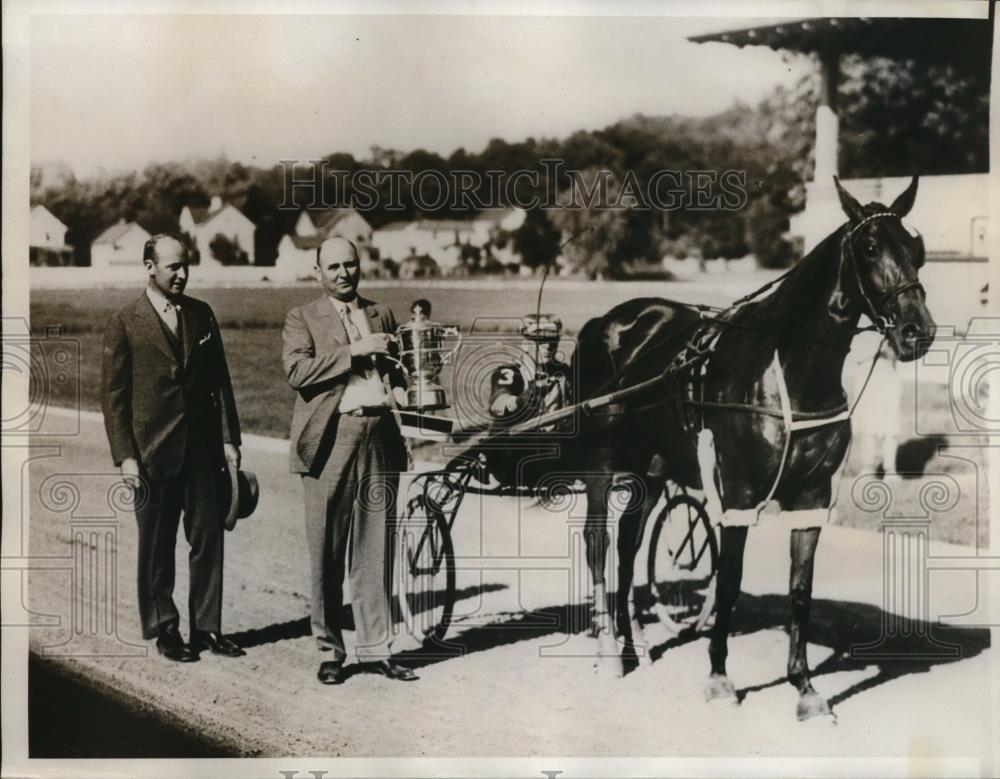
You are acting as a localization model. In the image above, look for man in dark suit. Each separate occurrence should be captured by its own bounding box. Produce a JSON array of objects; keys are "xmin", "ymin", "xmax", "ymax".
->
[
  {"xmin": 101, "ymin": 234, "xmax": 245, "ymax": 662},
  {"xmin": 282, "ymin": 235, "xmax": 416, "ymax": 685}
]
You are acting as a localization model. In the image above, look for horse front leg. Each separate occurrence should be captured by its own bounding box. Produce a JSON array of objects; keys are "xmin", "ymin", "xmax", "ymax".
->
[
  {"xmin": 706, "ymin": 525, "xmax": 748, "ymax": 703},
  {"xmin": 584, "ymin": 475, "xmax": 621, "ymax": 677},
  {"xmin": 788, "ymin": 527, "xmax": 833, "ymax": 721}
]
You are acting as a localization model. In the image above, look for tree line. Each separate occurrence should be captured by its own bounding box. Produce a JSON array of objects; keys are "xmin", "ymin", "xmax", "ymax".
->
[{"xmin": 31, "ymin": 53, "xmax": 987, "ymax": 276}]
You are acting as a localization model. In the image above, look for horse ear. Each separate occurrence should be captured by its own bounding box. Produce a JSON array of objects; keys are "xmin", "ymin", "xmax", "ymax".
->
[
  {"xmin": 833, "ymin": 176, "xmax": 865, "ymax": 223},
  {"xmin": 890, "ymin": 176, "xmax": 919, "ymax": 217}
]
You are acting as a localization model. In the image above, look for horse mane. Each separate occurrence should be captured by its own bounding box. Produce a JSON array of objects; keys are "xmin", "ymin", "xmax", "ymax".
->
[{"xmin": 730, "ymin": 222, "xmax": 849, "ymax": 341}]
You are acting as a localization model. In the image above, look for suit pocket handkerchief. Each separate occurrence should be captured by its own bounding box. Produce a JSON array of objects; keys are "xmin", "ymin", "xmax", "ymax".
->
[{"xmin": 198, "ymin": 332, "xmax": 213, "ymax": 346}]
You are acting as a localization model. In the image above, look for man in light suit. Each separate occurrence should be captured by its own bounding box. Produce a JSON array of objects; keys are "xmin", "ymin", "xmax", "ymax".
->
[
  {"xmin": 101, "ymin": 234, "xmax": 245, "ymax": 662},
  {"xmin": 282, "ymin": 236, "xmax": 416, "ymax": 685}
]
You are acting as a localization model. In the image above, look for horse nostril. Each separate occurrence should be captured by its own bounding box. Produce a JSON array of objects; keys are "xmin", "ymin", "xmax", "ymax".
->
[{"xmin": 900, "ymin": 322, "xmax": 920, "ymax": 345}]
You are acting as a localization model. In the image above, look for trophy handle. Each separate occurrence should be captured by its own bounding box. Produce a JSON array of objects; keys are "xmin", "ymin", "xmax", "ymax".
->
[
  {"xmin": 383, "ymin": 354, "xmax": 408, "ymax": 374},
  {"xmin": 383, "ymin": 336, "xmax": 409, "ymax": 375},
  {"xmin": 440, "ymin": 326, "xmax": 463, "ymax": 366}
]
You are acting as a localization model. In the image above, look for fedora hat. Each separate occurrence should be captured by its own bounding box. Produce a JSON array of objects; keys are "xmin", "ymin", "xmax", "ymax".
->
[{"xmin": 217, "ymin": 460, "xmax": 260, "ymax": 531}]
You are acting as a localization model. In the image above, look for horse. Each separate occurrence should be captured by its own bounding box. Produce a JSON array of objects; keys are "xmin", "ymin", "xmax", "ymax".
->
[{"xmin": 568, "ymin": 176, "xmax": 935, "ymax": 720}]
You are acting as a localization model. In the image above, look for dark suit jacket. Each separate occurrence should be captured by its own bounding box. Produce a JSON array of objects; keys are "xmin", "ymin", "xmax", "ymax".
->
[
  {"xmin": 101, "ymin": 291, "xmax": 241, "ymax": 482},
  {"xmin": 282, "ymin": 295, "xmax": 402, "ymax": 474}
]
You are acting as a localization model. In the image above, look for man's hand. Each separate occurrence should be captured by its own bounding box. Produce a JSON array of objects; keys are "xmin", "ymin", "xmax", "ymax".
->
[
  {"xmin": 392, "ymin": 386, "xmax": 408, "ymax": 408},
  {"xmin": 350, "ymin": 333, "xmax": 394, "ymax": 357},
  {"xmin": 120, "ymin": 458, "xmax": 141, "ymax": 489},
  {"xmin": 224, "ymin": 443, "xmax": 241, "ymax": 470}
]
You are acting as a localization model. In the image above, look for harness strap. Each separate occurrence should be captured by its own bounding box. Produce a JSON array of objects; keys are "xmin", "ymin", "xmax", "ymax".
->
[
  {"xmin": 790, "ymin": 409, "xmax": 851, "ymax": 431},
  {"xmin": 685, "ymin": 399, "xmax": 849, "ymax": 423},
  {"xmin": 698, "ymin": 349, "xmax": 853, "ymax": 523}
]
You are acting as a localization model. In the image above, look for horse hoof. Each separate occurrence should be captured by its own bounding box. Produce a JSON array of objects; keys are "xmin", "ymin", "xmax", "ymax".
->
[
  {"xmin": 629, "ymin": 623, "xmax": 652, "ymax": 667},
  {"xmin": 593, "ymin": 633, "xmax": 624, "ymax": 678},
  {"xmin": 796, "ymin": 691, "xmax": 835, "ymax": 722},
  {"xmin": 593, "ymin": 652, "xmax": 625, "ymax": 678},
  {"xmin": 704, "ymin": 673, "xmax": 738, "ymax": 704}
]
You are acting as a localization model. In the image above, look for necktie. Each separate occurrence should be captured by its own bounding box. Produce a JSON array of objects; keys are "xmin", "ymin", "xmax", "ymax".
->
[
  {"xmin": 173, "ymin": 303, "xmax": 183, "ymax": 341},
  {"xmin": 337, "ymin": 304, "xmax": 375, "ymax": 378},
  {"xmin": 337, "ymin": 305, "xmax": 363, "ymax": 343}
]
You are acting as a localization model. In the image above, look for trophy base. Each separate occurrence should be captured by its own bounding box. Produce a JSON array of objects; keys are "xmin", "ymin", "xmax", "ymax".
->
[
  {"xmin": 394, "ymin": 410, "xmax": 454, "ymax": 441},
  {"xmin": 405, "ymin": 386, "xmax": 448, "ymax": 412}
]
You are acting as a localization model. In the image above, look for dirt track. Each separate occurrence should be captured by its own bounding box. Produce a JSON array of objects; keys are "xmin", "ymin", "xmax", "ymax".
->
[{"xmin": 20, "ymin": 412, "xmax": 994, "ymax": 761}]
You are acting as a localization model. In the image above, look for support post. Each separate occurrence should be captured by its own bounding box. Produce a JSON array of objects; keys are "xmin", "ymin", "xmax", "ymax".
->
[{"xmin": 814, "ymin": 49, "xmax": 840, "ymax": 181}]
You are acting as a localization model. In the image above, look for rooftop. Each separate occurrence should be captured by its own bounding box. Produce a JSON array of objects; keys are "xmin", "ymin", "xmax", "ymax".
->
[
  {"xmin": 689, "ymin": 16, "xmax": 992, "ymax": 74},
  {"xmin": 93, "ymin": 219, "xmax": 144, "ymax": 245}
]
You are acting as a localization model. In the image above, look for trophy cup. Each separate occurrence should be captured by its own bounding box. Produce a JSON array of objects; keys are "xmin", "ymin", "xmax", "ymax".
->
[
  {"xmin": 521, "ymin": 313, "xmax": 562, "ymax": 343},
  {"xmin": 395, "ymin": 320, "xmax": 462, "ymax": 411}
]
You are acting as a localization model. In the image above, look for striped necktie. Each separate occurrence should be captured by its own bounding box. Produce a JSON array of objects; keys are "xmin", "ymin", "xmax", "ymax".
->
[{"xmin": 337, "ymin": 305, "xmax": 363, "ymax": 342}]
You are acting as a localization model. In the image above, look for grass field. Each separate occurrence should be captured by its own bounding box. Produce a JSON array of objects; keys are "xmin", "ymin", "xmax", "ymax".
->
[{"xmin": 29, "ymin": 284, "xmax": 988, "ymax": 548}]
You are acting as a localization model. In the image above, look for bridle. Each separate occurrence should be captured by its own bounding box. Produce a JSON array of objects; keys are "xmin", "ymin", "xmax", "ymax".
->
[{"xmin": 841, "ymin": 211, "xmax": 926, "ymax": 334}]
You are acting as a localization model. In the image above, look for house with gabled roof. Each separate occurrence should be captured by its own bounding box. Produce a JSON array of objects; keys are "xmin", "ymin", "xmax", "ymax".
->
[
  {"xmin": 91, "ymin": 219, "xmax": 152, "ymax": 268},
  {"xmin": 370, "ymin": 207, "xmax": 527, "ymax": 274},
  {"xmin": 275, "ymin": 208, "xmax": 374, "ymax": 280},
  {"xmin": 30, "ymin": 204, "xmax": 69, "ymax": 250},
  {"xmin": 294, "ymin": 207, "xmax": 373, "ymax": 244},
  {"xmin": 179, "ymin": 195, "xmax": 256, "ymax": 266},
  {"xmin": 29, "ymin": 204, "xmax": 73, "ymax": 265}
]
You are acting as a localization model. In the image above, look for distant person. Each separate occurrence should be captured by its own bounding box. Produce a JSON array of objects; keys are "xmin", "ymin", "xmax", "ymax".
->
[
  {"xmin": 851, "ymin": 337, "xmax": 902, "ymax": 479},
  {"xmin": 101, "ymin": 234, "xmax": 245, "ymax": 662},
  {"xmin": 410, "ymin": 299, "xmax": 432, "ymax": 323},
  {"xmin": 282, "ymin": 236, "xmax": 417, "ymax": 685},
  {"xmin": 490, "ymin": 314, "xmax": 571, "ymax": 420}
]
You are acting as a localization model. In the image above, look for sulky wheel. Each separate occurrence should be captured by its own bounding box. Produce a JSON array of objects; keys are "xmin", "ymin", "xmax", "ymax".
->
[
  {"xmin": 393, "ymin": 492, "xmax": 456, "ymax": 646},
  {"xmin": 646, "ymin": 492, "xmax": 718, "ymax": 634}
]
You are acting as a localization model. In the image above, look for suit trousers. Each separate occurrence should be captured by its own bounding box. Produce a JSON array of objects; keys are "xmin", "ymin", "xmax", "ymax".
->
[
  {"xmin": 133, "ymin": 451, "xmax": 224, "ymax": 639},
  {"xmin": 302, "ymin": 411, "xmax": 404, "ymax": 662}
]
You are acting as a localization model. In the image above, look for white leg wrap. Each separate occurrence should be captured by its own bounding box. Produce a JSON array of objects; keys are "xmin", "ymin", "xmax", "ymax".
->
[
  {"xmin": 720, "ymin": 507, "xmax": 762, "ymax": 527},
  {"xmin": 697, "ymin": 429, "xmax": 726, "ymax": 525},
  {"xmin": 777, "ymin": 508, "xmax": 832, "ymax": 530}
]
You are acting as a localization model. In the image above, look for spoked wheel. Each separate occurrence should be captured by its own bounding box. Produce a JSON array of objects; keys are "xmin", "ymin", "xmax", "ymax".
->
[
  {"xmin": 646, "ymin": 493, "xmax": 718, "ymax": 634},
  {"xmin": 394, "ymin": 491, "xmax": 456, "ymax": 646}
]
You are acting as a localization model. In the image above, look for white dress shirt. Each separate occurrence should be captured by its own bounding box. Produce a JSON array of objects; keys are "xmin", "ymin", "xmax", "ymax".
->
[
  {"xmin": 329, "ymin": 296, "xmax": 389, "ymax": 413},
  {"xmin": 146, "ymin": 285, "xmax": 180, "ymax": 335}
]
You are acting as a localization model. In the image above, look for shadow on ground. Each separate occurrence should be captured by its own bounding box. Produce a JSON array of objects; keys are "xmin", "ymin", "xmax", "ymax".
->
[
  {"xmin": 230, "ymin": 569, "xmax": 989, "ymax": 715},
  {"xmin": 394, "ymin": 586, "xmax": 990, "ymax": 714},
  {"xmin": 229, "ymin": 582, "xmax": 509, "ymax": 649},
  {"xmin": 724, "ymin": 592, "xmax": 989, "ymax": 708}
]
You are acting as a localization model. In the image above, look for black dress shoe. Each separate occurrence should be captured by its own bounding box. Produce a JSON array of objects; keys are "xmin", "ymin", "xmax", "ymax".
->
[
  {"xmin": 371, "ymin": 660, "xmax": 418, "ymax": 681},
  {"xmin": 317, "ymin": 661, "xmax": 348, "ymax": 685},
  {"xmin": 156, "ymin": 626, "xmax": 198, "ymax": 663},
  {"xmin": 190, "ymin": 630, "xmax": 246, "ymax": 658}
]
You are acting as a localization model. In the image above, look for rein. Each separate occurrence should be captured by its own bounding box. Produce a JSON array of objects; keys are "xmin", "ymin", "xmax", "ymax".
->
[
  {"xmin": 675, "ymin": 211, "xmax": 922, "ymax": 426},
  {"xmin": 461, "ymin": 213, "xmax": 919, "ymax": 443}
]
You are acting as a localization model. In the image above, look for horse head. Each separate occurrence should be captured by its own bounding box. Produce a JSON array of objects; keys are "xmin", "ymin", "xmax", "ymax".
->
[{"xmin": 834, "ymin": 176, "xmax": 936, "ymax": 362}]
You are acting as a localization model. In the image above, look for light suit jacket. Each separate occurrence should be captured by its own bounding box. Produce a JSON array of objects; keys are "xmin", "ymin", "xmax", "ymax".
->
[{"xmin": 282, "ymin": 295, "xmax": 402, "ymax": 474}]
